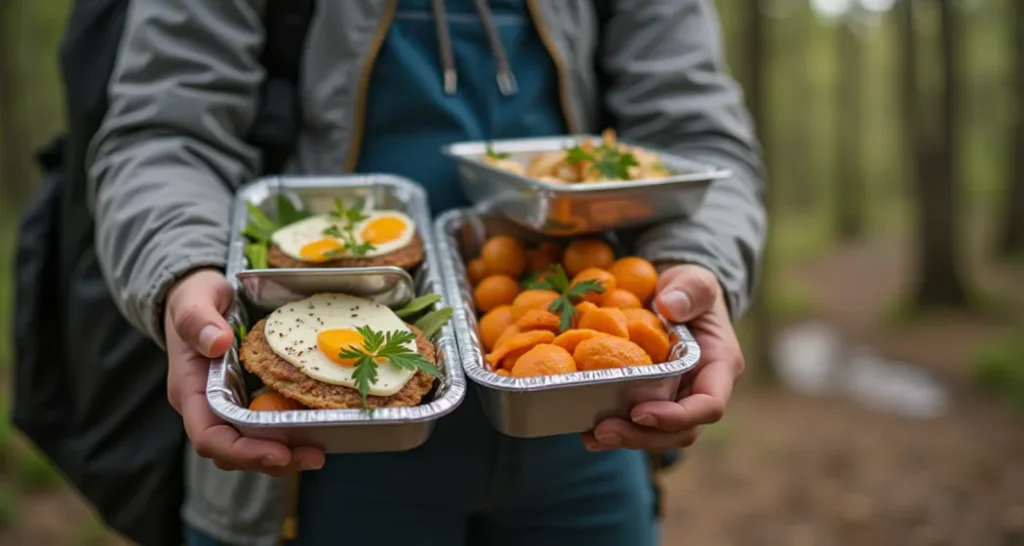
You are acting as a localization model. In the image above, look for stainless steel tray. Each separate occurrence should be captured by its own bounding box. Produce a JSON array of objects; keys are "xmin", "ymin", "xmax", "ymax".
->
[
  {"xmin": 442, "ymin": 135, "xmax": 731, "ymax": 235},
  {"xmin": 231, "ymin": 175, "xmax": 422, "ymax": 302},
  {"xmin": 207, "ymin": 175, "xmax": 466, "ymax": 453},
  {"xmin": 236, "ymin": 267, "xmax": 414, "ymax": 313},
  {"xmin": 435, "ymin": 209, "xmax": 702, "ymax": 438}
]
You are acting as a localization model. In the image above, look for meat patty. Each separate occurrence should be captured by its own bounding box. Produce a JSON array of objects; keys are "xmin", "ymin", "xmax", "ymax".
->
[
  {"xmin": 239, "ymin": 319, "xmax": 438, "ymax": 409},
  {"xmin": 267, "ymin": 234, "xmax": 425, "ymax": 270}
]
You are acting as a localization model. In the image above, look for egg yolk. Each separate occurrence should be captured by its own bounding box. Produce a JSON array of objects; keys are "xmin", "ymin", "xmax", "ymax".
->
[
  {"xmin": 316, "ymin": 329, "xmax": 365, "ymax": 367},
  {"xmin": 360, "ymin": 216, "xmax": 407, "ymax": 245},
  {"xmin": 299, "ymin": 238, "xmax": 345, "ymax": 261}
]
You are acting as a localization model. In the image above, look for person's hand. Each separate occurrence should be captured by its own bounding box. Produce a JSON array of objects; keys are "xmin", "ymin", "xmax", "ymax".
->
[
  {"xmin": 582, "ymin": 264, "xmax": 744, "ymax": 451},
  {"xmin": 164, "ymin": 268, "xmax": 325, "ymax": 475}
]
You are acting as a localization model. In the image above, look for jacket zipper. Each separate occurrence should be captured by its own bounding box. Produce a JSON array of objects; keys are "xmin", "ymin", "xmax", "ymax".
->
[
  {"xmin": 526, "ymin": 0, "xmax": 581, "ymax": 134},
  {"xmin": 344, "ymin": 0, "xmax": 400, "ymax": 172}
]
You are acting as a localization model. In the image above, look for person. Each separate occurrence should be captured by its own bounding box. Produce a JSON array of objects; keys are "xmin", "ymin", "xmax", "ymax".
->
[{"xmin": 86, "ymin": 0, "xmax": 765, "ymax": 544}]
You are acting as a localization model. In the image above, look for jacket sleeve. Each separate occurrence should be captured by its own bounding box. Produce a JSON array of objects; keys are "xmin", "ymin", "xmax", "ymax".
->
[
  {"xmin": 87, "ymin": 0, "xmax": 266, "ymax": 348},
  {"xmin": 599, "ymin": 0, "xmax": 767, "ymax": 319}
]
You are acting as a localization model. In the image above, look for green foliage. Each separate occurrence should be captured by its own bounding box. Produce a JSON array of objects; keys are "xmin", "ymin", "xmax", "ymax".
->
[
  {"xmin": 74, "ymin": 516, "xmax": 113, "ymax": 546},
  {"xmin": 15, "ymin": 448, "xmax": 62, "ymax": 491},
  {"xmin": 0, "ymin": 396, "xmax": 12, "ymax": 461},
  {"xmin": 767, "ymin": 282, "xmax": 817, "ymax": 323},
  {"xmin": 972, "ymin": 332, "xmax": 1024, "ymax": 412},
  {"xmin": 0, "ymin": 482, "xmax": 18, "ymax": 530},
  {"xmin": 884, "ymin": 288, "xmax": 1016, "ymax": 328}
]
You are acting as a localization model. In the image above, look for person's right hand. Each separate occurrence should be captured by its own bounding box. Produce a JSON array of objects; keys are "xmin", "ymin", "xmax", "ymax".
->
[{"xmin": 164, "ymin": 268, "xmax": 325, "ymax": 476}]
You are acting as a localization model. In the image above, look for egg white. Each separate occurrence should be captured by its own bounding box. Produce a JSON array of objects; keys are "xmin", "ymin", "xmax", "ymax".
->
[
  {"xmin": 270, "ymin": 211, "xmax": 417, "ymax": 263},
  {"xmin": 353, "ymin": 211, "xmax": 417, "ymax": 256},
  {"xmin": 263, "ymin": 293, "xmax": 419, "ymax": 397}
]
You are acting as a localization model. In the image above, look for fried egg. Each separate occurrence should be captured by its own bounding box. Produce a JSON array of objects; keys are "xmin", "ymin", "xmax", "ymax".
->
[
  {"xmin": 270, "ymin": 210, "xmax": 417, "ymax": 263},
  {"xmin": 264, "ymin": 293, "xmax": 418, "ymax": 396}
]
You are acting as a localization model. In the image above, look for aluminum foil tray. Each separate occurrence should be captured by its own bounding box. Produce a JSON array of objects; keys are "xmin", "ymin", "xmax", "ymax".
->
[
  {"xmin": 435, "ymin": 209, "xmax": 701, "ymax": 438},
  {"xmin": 207, "ymin": 175, "xmax": 466, "ymax": 453},
  {"xmin": 442, "ymin": 135, "xmax": 731, "ymax": 235}
]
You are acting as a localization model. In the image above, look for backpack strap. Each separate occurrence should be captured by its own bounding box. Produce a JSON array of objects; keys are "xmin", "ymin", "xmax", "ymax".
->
[{"xmin": 248, "ymin": 0, "xmax": 316, "ymax": 174}]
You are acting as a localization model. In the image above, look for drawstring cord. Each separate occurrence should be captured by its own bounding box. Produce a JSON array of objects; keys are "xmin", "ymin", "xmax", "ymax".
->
[
  {"xmin": 432, "ymin": 0, "xmax": 519, "ymax": 96},
  {"xmin": 474, "ymin": 0, "xmax": 519, "ymax": 96},
  {"xmin": 431, "ymin": 0, "xmax": 458, "ymax": 95}
]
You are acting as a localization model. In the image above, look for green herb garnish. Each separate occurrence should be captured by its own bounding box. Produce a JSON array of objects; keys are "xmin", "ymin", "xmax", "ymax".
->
[
  {"xmin": 413, "ymin": 307, "xmax": 454, "ymax": 339},
  {"xmin": 564, "ymin": 143, "xmax": 639, "ymax": 181},
  {"xmin": 321, "ymin": 197, "xmax": 376, "ymax": 257},
  {"xmin": 243, "ymin": 203, "xmax": 278, "ymax": 243},
  {"xmin": 485, "ymin": 143, "xmax": 510, "ymax": 161},
  {"xmin": 525, "ymin": 264, "xmax": 606, "ymax": 331},
  {"xmin": 340, "ymin": 326, "xmax": 443, "ymax": 409},
  {"xmin": 276, "ymin": 195, "xmax": 310, "ymax": 226},
  {"xmin": 244, "ymin": 242, "xmax": 269, "ymax": 269},
  {"xmin": 395, "ymin": 294, "xmax": 443, "ymax": 320},
  {"xmin": 232, "ymin": 323, "xmax": 249, "ymax": 348},
  {"xmin": 240, "ymin": 195, "xmax": 311, "ymax": 266}
]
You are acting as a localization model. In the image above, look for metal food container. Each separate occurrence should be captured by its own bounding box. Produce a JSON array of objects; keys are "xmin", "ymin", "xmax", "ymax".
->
[
  {"xmin": 435, "ymin": 209, "xmax": 702, "ymax": 438},
  {"xmin": 207, "ymin": 175, "xmax": 466, "ymax": 453},
  {"xmin": 441, "ymin": 135, "xmax": 731, "ymax": 236}
]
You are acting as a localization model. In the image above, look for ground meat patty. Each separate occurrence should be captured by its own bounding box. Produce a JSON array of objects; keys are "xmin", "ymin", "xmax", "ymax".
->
[
  {"xmin": 240, "ymin": 319, "xmax": 438, "ymax": 409},
  {"xmin": 267, "ymin": 234, "xmax": 425, "ymax": 270}
]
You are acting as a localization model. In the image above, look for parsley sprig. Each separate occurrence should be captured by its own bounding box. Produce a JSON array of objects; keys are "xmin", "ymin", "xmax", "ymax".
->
[
  {"xmin": 523, "ymin": 264, "xmax": 606, "ymax": 332},
  {"xmin": 321, "ymin": 197, "xmax": 376, "ymax": 258},
  {"xmin": 485, "ymin": 143, "xmax": 510, "ymax": 161},
  {"xmin": 339, "ymin": 326, "xmax": 443, "ymax": 409},
  {"xmin": 565, "ymin": 143, "xmax": 640, "ymax": 181}
]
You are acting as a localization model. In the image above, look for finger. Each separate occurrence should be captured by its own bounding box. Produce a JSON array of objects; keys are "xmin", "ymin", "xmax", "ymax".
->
[
  {"xmin": 180, "ymin": 384, "xmax": 296, "ymax": 470},
  {"xmin": 584, "ymin": 419, "xmax": 699, "ymax": 451},
  {"xmin": 655, "ymin": 265, "xmax": 721, "ymax": 323},
  {"xmin": 689, "ymin": 356, "xmax": 740, "ymax": 407},
  {"xmin": 213, "ymin": 459, "xmax": 303, "ymax": 478},
  {"xmin": 167, "ymin": 269, "xmax": 235, "ymax": 358},
  {"xmin": 627, "ymin": 394, "xmax": 726, "ymax": 432},
  {"xmin": 292, "ymin": 446, "xmax": 327, "ymax": 471}
]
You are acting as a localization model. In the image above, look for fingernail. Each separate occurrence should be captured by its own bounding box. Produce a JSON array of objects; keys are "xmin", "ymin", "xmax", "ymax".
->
[
  {"xmin": 633, "ymin": 414, "xmax": 658, "ymax": 427},
  {"xmin": 299, "ymin": 460, "xmax": 323, "ymax": 471},
  {"xmin": 199, "ymin": 325, "xmax": 223, "ymax": 354},
  {"xmin": 262, "ymin": 455, "xmax": 287, "ymax": 467},
  {"xmin": 595, "ymin": 432, "xmax": 621, "ymax": 446},
  {"xmin": 661, "ymin": 291, "xmax": 691, "ymax": 320}
]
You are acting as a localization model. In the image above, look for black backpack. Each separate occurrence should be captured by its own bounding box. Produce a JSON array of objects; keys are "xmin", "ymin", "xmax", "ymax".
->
[{"xmin": 12, "ymin": 1, "xmax": 314, "ymax": 545}]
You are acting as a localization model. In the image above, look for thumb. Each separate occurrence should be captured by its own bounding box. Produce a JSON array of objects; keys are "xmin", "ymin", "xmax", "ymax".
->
[
  {"xmin": 654, "ymin": 264, "xmax": 722, "ymax": 323},
  {"xmin": 166, "ymin": 268, "xmax": 235, "ymax": 358}
]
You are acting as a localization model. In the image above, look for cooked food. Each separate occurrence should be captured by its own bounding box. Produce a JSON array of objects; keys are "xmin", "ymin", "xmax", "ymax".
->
[
  {"xmin": 242, "ymin": 196, "xmax": 424, "ymax": 270},
  {"xmin": 468, "ymin": 235, "xmax": 673, "ymax": 378},
  {"xmin": 239, "ymin": 293, "xmax": 449, "ymax": 409},
  {"xmin": 483, "ymin": 129, "xmax": 671, "ymax": 185}
]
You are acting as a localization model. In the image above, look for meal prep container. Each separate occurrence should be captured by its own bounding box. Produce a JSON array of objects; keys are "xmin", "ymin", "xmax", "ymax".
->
[
  {"xmin": 207, "ymin": 175, "xmax": 466, "ymax": 453},
  {"xmin": 435, "ymin": 209, "xmax": 702, "ymax": 438},
  {"xmin": 442, "ymin": 135, "xmax": 732, "ymax": 236}
]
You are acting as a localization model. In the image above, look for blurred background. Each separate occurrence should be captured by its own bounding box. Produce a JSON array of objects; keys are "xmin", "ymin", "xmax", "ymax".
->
[{"xmin": 0, "ymin": 0, "xmax": 1022, "ymax": 544}]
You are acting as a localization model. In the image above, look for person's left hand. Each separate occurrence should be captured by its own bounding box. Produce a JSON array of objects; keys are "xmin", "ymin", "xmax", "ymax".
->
[{"xmin": 582, "ymin": 264, "xmax": 744, "ymax": 451}]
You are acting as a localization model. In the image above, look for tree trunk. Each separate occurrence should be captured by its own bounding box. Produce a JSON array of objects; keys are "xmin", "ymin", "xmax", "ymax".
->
[
  {"xmin": 791, "ymin": 5, "xmax": 817, "ymax": 212},
  {"xmin": 997, "ymin": 0, "xmax": 1024, "ymax": 258},
  {"xmin": 744, "ymin": 0, "xmax": 775, "ymax": 383},
  {"xmin": 836, "ymin": 17, "xmax": 865, "ymax": 240},
  {"xmin": 910, "ymin": 0, "xmax": 970, "ymax": 308}
]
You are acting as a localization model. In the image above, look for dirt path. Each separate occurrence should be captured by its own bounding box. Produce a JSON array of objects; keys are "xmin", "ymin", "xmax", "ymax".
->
[{"xmin": 655, "ymin": 235, "xmax": 1024, "ymax": 546}]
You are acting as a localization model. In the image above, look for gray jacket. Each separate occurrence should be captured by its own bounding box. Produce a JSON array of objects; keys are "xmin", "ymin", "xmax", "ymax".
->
[{"xmin": 87, "ymin": 0, "xmax": 765, "ymax": 543}]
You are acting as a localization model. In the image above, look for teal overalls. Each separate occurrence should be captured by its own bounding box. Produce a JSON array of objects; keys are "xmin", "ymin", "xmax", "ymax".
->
[{"xmin": 188, "ymin": 1, "xmax": 656, "ymax": 544}]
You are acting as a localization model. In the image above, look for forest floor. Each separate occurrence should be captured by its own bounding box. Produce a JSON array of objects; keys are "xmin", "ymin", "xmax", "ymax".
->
[{"xmin": 1, "ymin": 229, "xmax": 1022, "ymax": 546}]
